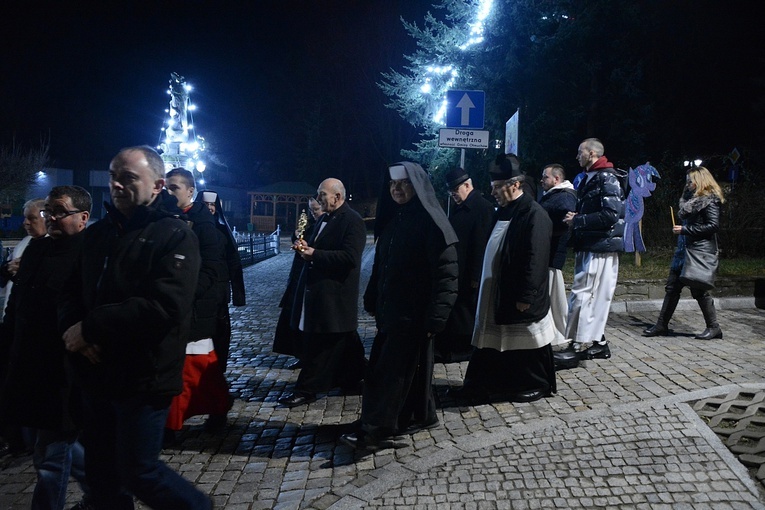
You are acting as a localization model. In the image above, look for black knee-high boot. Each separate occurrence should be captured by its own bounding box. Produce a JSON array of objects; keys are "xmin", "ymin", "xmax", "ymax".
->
[
  {"xmin": 643, "ymin": 293, "xmax": 680, "ymax": 336},
  {"xmin": 696, "ymin": 294, "xmax": 723, "ymax": 340}
]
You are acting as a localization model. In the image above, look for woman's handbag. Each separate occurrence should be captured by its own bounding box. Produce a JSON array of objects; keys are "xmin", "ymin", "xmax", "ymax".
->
[{"xmin": 679, "ymin": 238, "xmax": 718, "ymax": 291}]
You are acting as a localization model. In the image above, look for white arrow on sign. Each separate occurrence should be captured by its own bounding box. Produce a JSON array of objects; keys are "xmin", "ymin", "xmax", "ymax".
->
[{"xmin": 456, "ymin": 93, "xmax": 475, "ymax": 126}]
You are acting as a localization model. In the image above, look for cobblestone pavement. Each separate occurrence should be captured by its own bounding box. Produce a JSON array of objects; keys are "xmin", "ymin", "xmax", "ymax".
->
[{"xmin": 1, "ymin": 237, "xmax": 764, "ymax": 509}]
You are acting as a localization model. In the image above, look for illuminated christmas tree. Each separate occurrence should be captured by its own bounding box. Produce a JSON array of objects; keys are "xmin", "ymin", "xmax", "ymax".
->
[{"xmin": 157, "ymin": 72, "xmax": 207, "ymax": 183}]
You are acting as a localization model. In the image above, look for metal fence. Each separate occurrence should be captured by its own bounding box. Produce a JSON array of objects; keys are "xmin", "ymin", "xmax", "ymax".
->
[{"xmin": 236, "ymin": 227, "xmax": 281, "ymax": 267}]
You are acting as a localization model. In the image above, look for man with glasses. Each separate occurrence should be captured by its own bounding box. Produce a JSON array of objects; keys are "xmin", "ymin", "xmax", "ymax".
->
[
  {"xmin": 434, "ymin": 167, "xmax": 494, "ymax": 363},
  {"xmin": 59, "ymin": 146, "xmax": 211, "ymax": 509},
  {"xmin": 450, "ymin": 154, "xmax": 556, "ymax": 404},
  {"xmin": 0, "ymin": 185, "xmax": 92, "ymax": 509}
]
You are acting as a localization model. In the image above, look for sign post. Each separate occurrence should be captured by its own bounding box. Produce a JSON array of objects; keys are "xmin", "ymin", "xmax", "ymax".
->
[{"xmin": 441, "ymin": 90, "xmax": 488, "ymax": 168}]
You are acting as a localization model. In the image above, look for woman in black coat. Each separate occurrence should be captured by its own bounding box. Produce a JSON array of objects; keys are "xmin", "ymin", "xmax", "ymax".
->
[{"xmin": 643, "ymin": 166, "xmax": 725, "ymax": 340}]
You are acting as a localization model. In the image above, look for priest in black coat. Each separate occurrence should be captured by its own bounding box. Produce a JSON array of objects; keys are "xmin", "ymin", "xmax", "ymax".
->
[
  {"xmin": 278, "ymin": 178, "xmax": 367, "ymax": 407},
  {"xmin": 435, "ymin": 167, "xmax": 494, "ymax": 363}
]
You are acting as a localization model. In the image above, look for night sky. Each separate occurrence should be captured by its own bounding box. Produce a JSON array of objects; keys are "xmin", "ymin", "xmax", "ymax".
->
[
  {"xmin": 2, "ymin": 0, "xmax": 428, "ymax": 173},
  {"xmin": 2, "ymin": 1, "xmax": 763, "ymax": 187}
]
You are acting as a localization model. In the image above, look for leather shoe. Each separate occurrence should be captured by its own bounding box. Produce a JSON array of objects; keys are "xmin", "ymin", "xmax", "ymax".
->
[
  {"xmin": 340, "ymin": 431, "xmax": 382, "ymax": 451},
  {"xmin": 400, "ymin": 419, "xmax": 439, "ymax": 435},
  {"xmin": 509, "ymin": 387, "xmax": 551, "ymax": 403},
  {"xmin": 643, "ymin": 324, "xmax": 669, "ymax": 337},
  {"xmin": 447, "ymin": 384, "xmax": 488, "ymax": 401},
  {"xmin": 579, "ymin": 342, "xmax": 611, "ymax": 360},
  {"xmin": 277, "ymin": 392, "xmax": 316, "ymax": 408},
  {"xmin": 286, "ymin": 359, "xmax": 302, "ymax": 370},
  {"xmin": 695, "ymin": 326, "xmax": 723, "ymax": 340},
  {"xmin": 553, "ymin": 345, "xmax": 579, "ymax": 370}
]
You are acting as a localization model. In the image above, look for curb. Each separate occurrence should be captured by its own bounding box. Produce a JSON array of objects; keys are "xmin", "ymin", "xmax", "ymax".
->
[{"xmin": 611, "ymin": 296, "xmax": 756, "ymax": 314}]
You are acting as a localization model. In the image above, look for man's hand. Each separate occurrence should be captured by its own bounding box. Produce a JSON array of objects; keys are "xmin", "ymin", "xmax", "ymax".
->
[
  {"xmin": 7, "ymin": 258, "xmax": 20, "ymax": 276},
  {"xmin": 563, "ymin": 211, "xmax": 577, "ymax": 227},
  {"xmin": 63, "ymin": 321, "xmax": 86, "ymax": 352},
  {"xmin": 292, "ymin": 239, "xmax": 315, "ymax": 259},
  {"xmin": 63, "ymin": 321, "xmax": 102, "ymax": 363},
  {"xmin": 672, "ymin": 225, "xmax": 682, "ymax": 235},
  {"xmin": 516, "ymin": 302, "xmax": 530, "ymax": 312},
  {"xmin": 299, "ymin": 246, "xmax": 315, "ymax": 261}
]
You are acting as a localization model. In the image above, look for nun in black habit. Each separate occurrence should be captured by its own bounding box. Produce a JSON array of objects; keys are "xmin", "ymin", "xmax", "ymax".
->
[
  {"xmin": 196, "ymin": 190, "xmax": 246, "ymax": 372},
  {"xmin": 341, "ymin": 162, "xmax": 458, "ymax": 450}
]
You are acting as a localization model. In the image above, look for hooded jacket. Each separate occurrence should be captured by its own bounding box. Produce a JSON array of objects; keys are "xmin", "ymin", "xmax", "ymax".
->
[{"xmin": 538, "ymin": 181, "xmax": 577, "ymax": 269}]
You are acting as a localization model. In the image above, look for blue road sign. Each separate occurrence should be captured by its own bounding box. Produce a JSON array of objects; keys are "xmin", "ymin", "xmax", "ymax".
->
[{"xmin": 445, "ymin": 90, "xmax": 485, "ymax": 129}]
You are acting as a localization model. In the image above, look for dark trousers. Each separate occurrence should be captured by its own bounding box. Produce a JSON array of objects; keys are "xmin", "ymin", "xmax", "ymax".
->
[
  {"xmin": 295, "ymin": 331, "xmax": 366, "ymax": 394},
  {"xmin": 81, "ymin": 393, "xmax": 211, "ymax": 510},
  {"xmin": 32, "ymin": 429, "xmax": 88, "ymax": 510}
]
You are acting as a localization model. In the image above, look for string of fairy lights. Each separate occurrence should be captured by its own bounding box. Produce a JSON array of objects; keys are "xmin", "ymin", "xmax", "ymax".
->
[
  {"xmin": 419, "ymin": 0, "xmax": 494, "ymax": 126},
  {"xmin": 156, "ymin": 72, "xmax": 207, "ymax": 183}
]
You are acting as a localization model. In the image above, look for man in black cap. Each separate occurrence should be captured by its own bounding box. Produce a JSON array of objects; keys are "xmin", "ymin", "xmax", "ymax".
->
[
  {"xmin": 341, "ymin": 162, "xmax": 458, "ymax": 450},
  {"xmin": 450, "ymin": 154, "xmax": 556, "ymax": 404},
  {"xmin": 435, "ymin": 167, "xmax": 494, "ymax": 363}
]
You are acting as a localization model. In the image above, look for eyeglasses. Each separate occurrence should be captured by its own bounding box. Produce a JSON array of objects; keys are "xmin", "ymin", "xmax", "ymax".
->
[
  {"xmin": 389, "ymin": 179, "xmax": 412, "ymax": 188},
  {"xmin": 40, "ymin": 209, "xmax": 83, "ymax": 220}
]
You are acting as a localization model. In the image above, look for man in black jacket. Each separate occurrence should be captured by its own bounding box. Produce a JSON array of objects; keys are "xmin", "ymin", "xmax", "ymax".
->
[
  {"xmin": 538, "ymin": 163, "xmax": 579, "ymax": 370},
  {"xmin": 563, "ymin": 138, "xmax": 625, "ymax": 361},
  {"xmin": 60, "ymin": 146, "xmax": 211, "ymax": 510},
  {"xmin": 166, "ymin": 168, "xmax": 231, "ymax": 433},
  {"xmin": 450, "ymin": 155, "xmax": 555, "ymax": 404},
  {"xmin": 434, "ymin": 167, "xmax": 494, "ymax": 363},
  {"xmin": 278, "ymin": 178, "xmax": 367, "ymax": 408},
  {"xmin": 0, "ymin": 185, "xmax": 92, "ymax": 509}
]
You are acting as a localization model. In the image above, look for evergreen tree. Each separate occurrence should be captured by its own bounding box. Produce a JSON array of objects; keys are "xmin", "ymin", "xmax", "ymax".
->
[{"xmin": 380, "ymin": 0, "xmax": 655, "ymax": 181}]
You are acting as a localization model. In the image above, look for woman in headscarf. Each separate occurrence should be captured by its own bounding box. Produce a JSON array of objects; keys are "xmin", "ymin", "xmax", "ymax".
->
[{"xmin": 341, "ymin": 162, "xmax": 458, "ymax": 450}]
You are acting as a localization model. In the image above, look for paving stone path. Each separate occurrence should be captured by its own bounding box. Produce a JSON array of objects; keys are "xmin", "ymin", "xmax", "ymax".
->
[{"xmin": 1, "ymin": 237, "xmax": 764, "ymax": 509}]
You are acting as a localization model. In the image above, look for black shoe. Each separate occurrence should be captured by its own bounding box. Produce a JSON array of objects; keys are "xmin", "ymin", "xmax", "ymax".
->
[
  {"xmin": 278, "ymin": 392, "xmax": 316, "ymax": 407},
  {"xmin": 204, "ymin": 414, "xmax": 227, "ymax": 433},
  {"xmin": 400, "ymin": 419, "xmax": 440, "ymax": 435},
  {"xmin": 643, "ymin": 324, "xmax": 669, "ymax": 337},
  {"xmin": 340, "ymin": 380, "xmax": 364, "ymax": 395},
  {"xmin": 553, "ymin": 345, "xmax": 579, "ymax": 370},
  {"xmin": 447, "ymin": 384, "xmax": 488, "ymax": 401},
  {"xmin": 508, "ymin": 387, "xmax": 551, "ymax": 403},
  {"xmin": 286, "ymin": 359, "xmax": 302, "ymax": 370},
  {"xmin": 340, "ymin": 431, "xmax": 382, "ymax": 451},
  {"xmin": 433, "ymin": 350, "xmax": 450, "ymax": 364},
  {"xmin": 163, "ymin": 428, "xmax": 177, "ymax": 447},
  {"xmin": 69, "ymin": 501, "xmax": 96, "ymax": 510},
  {"xmin": 579, "ymin": 342, "xmax": 611, "ymax": 360},
  {"xmin": 695, "ymin": 326, "xmax": 723, "ymax": 340}
]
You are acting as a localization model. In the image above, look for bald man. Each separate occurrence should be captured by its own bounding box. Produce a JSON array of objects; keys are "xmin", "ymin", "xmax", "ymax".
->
[{"xmin": 278, "ymin": 178, "xmax": 367, "ymax": 407}]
